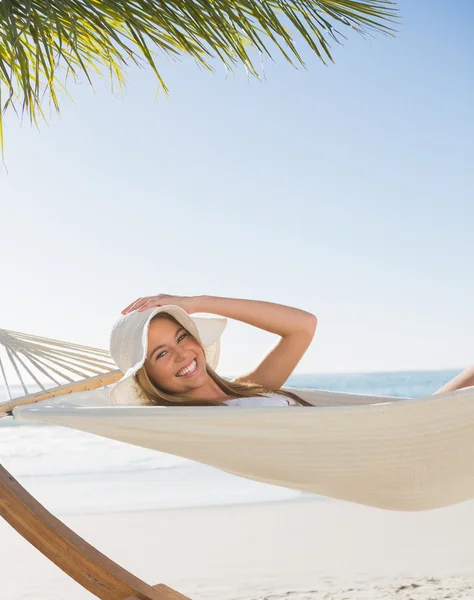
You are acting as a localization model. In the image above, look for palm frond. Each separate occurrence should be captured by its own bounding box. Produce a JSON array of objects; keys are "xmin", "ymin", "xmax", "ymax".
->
[{"xmin": 0, "ymin": 0, "xmax": 399, "ymax": 152}]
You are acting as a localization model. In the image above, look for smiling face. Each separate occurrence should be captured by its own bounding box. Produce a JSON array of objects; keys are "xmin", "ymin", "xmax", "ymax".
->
[{"xmin": 144, "ymin": 315, "xmax": 209, "ymax": 396}]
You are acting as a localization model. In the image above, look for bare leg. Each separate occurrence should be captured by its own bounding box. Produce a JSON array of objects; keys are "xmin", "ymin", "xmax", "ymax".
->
[{"xmin": 433, "ymin": 364, "xmax": 474, "ymax": 395}]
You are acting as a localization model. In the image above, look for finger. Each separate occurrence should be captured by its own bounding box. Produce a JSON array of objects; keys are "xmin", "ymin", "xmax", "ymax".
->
[
  {"xmin": 121, "ymin": 300, "xmax": 143, "ymax": 315},
  {"xmin": 137, "ymin": 296, "xmax": 176, "ymax": 311},
  {"xmin": 121, "ymin": 299, "xmax": 140, "ymax": 315},
  {"xmin": 137, "ymin": 298, "xmax": 163, "ymax": 312},
  {"xmin": 122, "ymin": 297, "xmax": 150, "ymax": 314}
]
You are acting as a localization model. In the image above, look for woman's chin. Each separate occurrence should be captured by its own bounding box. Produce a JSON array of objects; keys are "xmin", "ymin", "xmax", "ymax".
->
[{"xmin": 176, "ymin": 373, "xmax": 208, "ymax": 393}]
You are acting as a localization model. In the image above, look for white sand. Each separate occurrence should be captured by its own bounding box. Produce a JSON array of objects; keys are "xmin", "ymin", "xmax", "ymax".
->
[{"xmin": 3, "ymin": 496, "xmax": 474, "ymax": 599}]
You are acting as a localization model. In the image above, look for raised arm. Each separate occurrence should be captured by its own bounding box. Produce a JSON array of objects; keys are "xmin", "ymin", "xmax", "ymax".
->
[{"xmin": 194, "ymin": 295, "xmax": 317, "ymax": 389}]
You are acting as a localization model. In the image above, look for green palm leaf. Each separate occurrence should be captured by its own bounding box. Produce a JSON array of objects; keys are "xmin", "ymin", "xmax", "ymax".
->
[{"xmin": 0, "ymin": 0, "xmax": 398, "ymax": 152}]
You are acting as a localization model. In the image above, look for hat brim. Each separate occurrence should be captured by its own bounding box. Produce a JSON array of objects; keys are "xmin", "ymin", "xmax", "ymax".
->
[{"xmin": 109, "ymin": 305, "xmax": 226, "ymax": 406}]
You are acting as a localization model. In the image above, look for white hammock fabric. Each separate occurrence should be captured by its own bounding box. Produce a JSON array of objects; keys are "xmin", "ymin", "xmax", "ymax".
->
[{"xmin": 12, "ymin": 385, "xmax": 474, "ymax": 512}]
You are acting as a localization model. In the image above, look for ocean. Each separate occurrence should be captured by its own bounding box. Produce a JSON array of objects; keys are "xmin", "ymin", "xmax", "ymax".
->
[{"xmin": 0, "ymin": 369, "xmax": 461, "ymax": 516}]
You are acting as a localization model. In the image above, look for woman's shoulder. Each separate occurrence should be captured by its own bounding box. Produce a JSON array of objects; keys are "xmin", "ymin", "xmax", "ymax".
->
[{"xmin": 223, "ymin": 394, "xmax": 291, "ymax": 407}]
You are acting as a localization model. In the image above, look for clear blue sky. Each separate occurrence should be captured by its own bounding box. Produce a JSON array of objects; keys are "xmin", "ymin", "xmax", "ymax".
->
[{"xmin": 1, "ymin": 0, "xmax": 473, "ymax": 375}]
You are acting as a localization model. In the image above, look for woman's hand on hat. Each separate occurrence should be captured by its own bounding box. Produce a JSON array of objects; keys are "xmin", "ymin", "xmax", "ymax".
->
[{"xmin": 121, "ymin": 294, "xmax": 200, "ymax": 315}]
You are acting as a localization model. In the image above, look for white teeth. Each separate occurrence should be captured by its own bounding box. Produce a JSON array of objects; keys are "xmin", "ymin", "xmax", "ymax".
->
[{"xmin": 176, "ymin": 359, "xmax": 197, "ymax": 377}]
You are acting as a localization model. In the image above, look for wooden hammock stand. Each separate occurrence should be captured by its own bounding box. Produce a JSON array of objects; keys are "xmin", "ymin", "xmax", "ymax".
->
[{"xmin": 0, "ymin": 328, "xmax": 191, "ymax": 600}]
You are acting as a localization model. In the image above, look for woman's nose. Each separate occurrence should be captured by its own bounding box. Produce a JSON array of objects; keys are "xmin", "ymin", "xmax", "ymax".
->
[{"xmin": 174, "ymin": 348, "xmax": 187, "ymax": 362}]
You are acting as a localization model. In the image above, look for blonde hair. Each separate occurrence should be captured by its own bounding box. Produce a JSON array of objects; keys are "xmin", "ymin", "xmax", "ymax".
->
[{"xmin": 135, "ymin": 314, "xmax": 312, "ymax": 407}]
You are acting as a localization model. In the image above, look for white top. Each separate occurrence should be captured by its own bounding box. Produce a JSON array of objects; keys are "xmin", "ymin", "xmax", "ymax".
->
[{"xmin": 223, "ymin": 394, "xmax": 297, "ymax": 407}]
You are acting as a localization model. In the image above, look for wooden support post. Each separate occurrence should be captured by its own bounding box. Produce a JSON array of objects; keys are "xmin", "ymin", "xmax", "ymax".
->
[{"xmin": 0, "ymin": 464, "xmax": 191, "ymax": 600}]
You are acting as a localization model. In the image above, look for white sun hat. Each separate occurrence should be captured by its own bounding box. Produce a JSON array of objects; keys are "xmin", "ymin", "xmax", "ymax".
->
[{"xmin": 109, "ymin": 305, "xmax": 227, "ymax": 405}]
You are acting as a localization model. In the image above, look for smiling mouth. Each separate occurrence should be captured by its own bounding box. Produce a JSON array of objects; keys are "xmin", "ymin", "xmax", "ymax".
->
[{"xmin": 176, "ymin": 358, "xmax": 198, "ymax": 378}]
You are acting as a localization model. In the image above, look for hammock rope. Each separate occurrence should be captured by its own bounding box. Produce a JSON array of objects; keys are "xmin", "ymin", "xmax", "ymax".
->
[{"xmin": 0, "ymin": 328, "xmax": 122, "ymax": 415}]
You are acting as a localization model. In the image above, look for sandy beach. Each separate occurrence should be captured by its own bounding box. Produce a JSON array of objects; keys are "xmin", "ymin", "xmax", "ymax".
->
[{"xmin": 3, "ymin": 495, "xmax": 474, "ymax": 600}]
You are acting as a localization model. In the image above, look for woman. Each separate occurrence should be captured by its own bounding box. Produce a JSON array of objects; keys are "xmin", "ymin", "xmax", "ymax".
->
[{"xmin": 109, "ymin": 294, "xmax": 474, "ymax": 407}]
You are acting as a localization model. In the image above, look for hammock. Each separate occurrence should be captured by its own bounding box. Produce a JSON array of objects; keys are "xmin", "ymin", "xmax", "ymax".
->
[{"xmin": 10, "ymin": 383, "xmax": 474, "ymax": 512}]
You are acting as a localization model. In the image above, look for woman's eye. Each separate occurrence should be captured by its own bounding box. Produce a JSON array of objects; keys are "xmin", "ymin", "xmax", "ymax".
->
[
  {"xmin": 178, "ymin": 333, "xmax": 187, "ymax": 343},
  {"xmin": 156, "ymin": 351, "xmax": 167, "ymax": 360}
]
